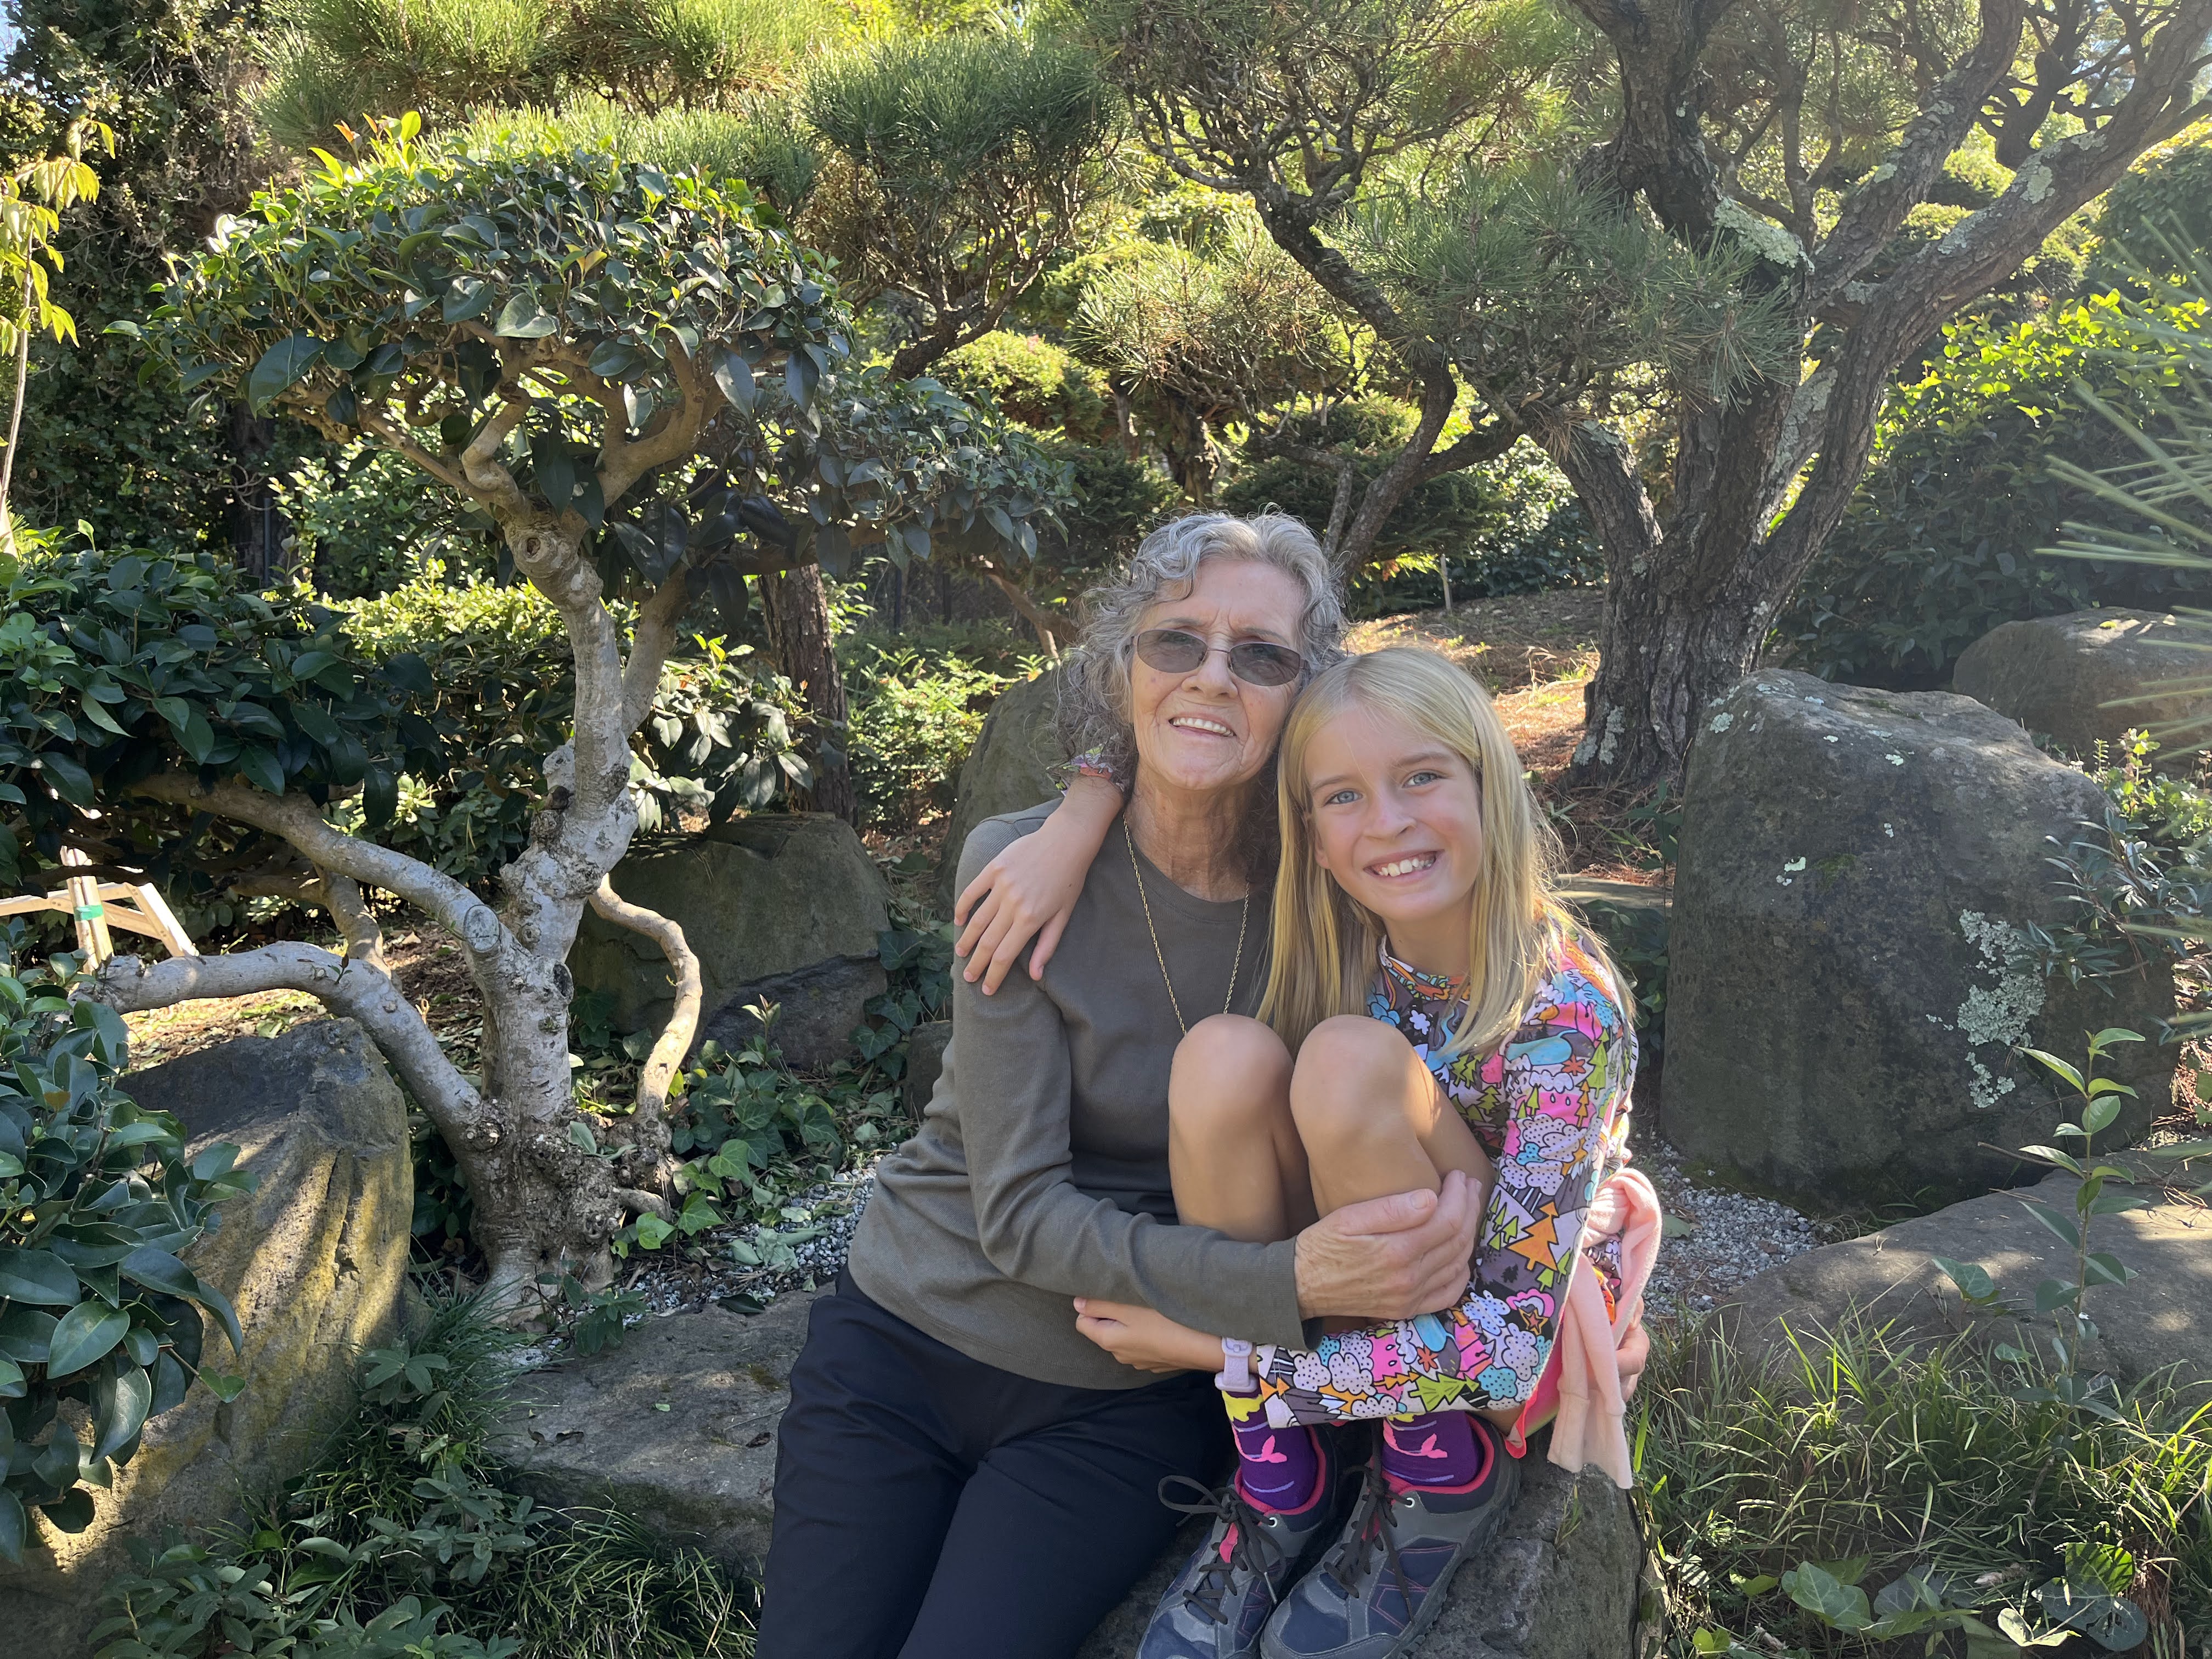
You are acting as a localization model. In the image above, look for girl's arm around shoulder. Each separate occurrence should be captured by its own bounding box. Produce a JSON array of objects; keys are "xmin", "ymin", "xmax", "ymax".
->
[{"xmin": 953, "ymin": 772, "xmax": 1123, "ymax": 994}]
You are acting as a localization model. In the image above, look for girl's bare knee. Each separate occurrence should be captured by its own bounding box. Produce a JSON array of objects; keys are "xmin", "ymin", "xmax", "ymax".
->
[
  {"xmin": 1170, "ymin": 1015, "xmax": 1291, "ymax": 1136},
  {"xmin": 1290, "ymin": 1016, "xmax": 1424, "ymax": 1144}
]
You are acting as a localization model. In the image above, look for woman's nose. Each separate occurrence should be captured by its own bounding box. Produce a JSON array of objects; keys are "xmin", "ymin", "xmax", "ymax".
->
[{"xmin": 1186, "ymin": 648, "xmax": 1238, "ymax": 695}]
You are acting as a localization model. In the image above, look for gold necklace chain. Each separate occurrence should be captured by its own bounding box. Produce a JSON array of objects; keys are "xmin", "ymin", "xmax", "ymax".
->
[{"xmin": 1125, "ymin": 820, "xmax": 1248, "ymax": 1036}]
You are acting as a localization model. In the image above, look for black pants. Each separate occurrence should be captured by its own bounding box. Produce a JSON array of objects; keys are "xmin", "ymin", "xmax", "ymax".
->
[{"xmin": 757, "ymin": 1271, "xmax": 1229, "ymax": 1659}]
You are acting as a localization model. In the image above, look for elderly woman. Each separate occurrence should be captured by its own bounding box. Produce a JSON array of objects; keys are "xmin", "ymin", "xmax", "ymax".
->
[{"xmin": 758, "ymin": 515, "xmax": 1485, "ymax": 1658}]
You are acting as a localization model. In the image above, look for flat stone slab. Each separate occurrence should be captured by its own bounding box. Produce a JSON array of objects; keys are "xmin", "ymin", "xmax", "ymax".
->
[
  {"xmin": 503, "ymin": 1291, "xmax": 1641, "ymax": 1654},
  {"xmin": 498, "ymin": 1294, "xmax": 815, "ymax": 1566},
  {"xmin": 1720, "ymin": 1172, "xmax": 2212, "ymax": 1401}
]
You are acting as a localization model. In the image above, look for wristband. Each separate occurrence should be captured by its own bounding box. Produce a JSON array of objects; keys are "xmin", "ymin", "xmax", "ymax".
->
[{"xmin": 1215, "ymin": 1336, "xmax": 1254, "ymax": 1393}]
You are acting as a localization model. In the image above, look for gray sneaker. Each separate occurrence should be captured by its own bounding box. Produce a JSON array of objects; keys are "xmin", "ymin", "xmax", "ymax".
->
[
  {"xmin": 1260, "ymin": 1441, "xmax": 1521, "ymax": 1659},
  {"xmin": 1138, "ymin": 1463, "xmax": 1344, "ymax": 1659}
]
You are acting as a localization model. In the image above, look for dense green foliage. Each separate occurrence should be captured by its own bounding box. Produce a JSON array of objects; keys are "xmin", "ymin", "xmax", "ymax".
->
[
  {"xmin": 934, "ymin": 332, "xmax": 1113, "ymax": 444},
  {"xmin": 1782, "ymin": 290, "xmax": 2212, "ymax": 688},
  {"xmin": 0, "ymin": 543, "xmax": 809, "ymax": 920},
  {"xmin": 95, "ymin": 1295, "xmax": 754, "ymax": 1656},
  {"xmin": 256, "ymin": 0, "xmax": 840, "ymax": 153},
  {"xmin": 1637, "ymin": 1318, "xmax": 2212, "ymax": 1658},
  {"xmin": 1219, "ymin": 419, "xmax": 1601, "ymax": 613},
  {"xmin": 0, "ymin": 543, "xmax": 452, "ymax": 893},
  {"xmin": 845, "ymin": 647, "xmax": 1021, "ymax": 827},
  {"xmin": 0, "ymin": 940, "xmax": 253, "ymax": 1566},
  {"xmin": 0, "ymin": 0, "xmax": 276, "ymax": 557}
]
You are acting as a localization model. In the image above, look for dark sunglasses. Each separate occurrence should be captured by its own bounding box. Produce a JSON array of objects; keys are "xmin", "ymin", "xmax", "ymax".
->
[{"xmin": 1135, "ymin": 628, "xmax": 1306, "ymax": 687}]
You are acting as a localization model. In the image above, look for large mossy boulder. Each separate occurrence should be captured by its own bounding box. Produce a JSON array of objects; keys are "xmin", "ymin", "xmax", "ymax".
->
[
  {"xmin": 0, "ymin": 1020, "xmax": 411, "ymax": 1654},
  {"xmin": 1663, "ymin": 670, "xmax": 2174, "ymax": 1210},
  {"xmin": 1953, "ymin": 607, "xmax": 2212, "ymax": 754},
  {"xmin": 934, "ymin": 668, "xmax": 1066, "ymax": 914},
  {"xmin": 569, "ymin": 814, "xmax": 891, "ymax": 1069}
]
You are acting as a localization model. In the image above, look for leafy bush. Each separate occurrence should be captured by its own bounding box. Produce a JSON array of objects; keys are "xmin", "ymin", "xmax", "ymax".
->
[
  {"xmin": 0, "ymin": 935, "xmax": 253, "ymax": 1564},
  {"xmin": 934, "ymin": 332, "xmax": 1114, "ymax": 444},
  {"xmin": 609, "ymin": 1019, "xmax": 908, "ymax": 1260},
  {"xmin": 94, "ymin": 1295, "xmax": 754, "ymax": 1657},
  {"xmin": 1781, "ymin": 291, "xmax": 2212, "ymax": 688},
  {"xmin": 1023, "ymin": 441, "xmax": 1180, "ymax": 606},
  {"xmin": 0, "ymin": 544, "xmax": 810, "ymax": 917},
  {"xmin": 1219, "ymin": 421, "xmax": 1600, "ymax": 612},
  {"xmin": 2083, "ymin": 121, "xmax": 2212, "ymax": 294},
  {"xmin": 273, "ymin": 441, "xmax": 490, "ymax": 600},
  {"xmin": 844, "ymin": 647, "xmax": 1018, "ymax": 827}
]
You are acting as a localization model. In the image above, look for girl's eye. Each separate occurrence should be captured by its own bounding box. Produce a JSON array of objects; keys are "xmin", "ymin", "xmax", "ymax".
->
[
  {"xmin": 1406, "ymin": 770, "xmax": 1444, "ymax": 787},
  {"xmin": 1321, "ymin": 788, "xmax": 1359, "ymax": 807}
]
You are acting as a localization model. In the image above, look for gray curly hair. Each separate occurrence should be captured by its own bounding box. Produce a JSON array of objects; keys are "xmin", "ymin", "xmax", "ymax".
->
[{"xmin": 1056, "ymin": 511, "xmax": 1348, "ymax": 788}]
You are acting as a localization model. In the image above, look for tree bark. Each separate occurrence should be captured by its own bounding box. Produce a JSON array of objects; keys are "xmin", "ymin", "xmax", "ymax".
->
[
  {"xmin": 1558, "ymin": 0, "xmax": 2212, "ymax": 789},
  {"xmin": 759, "ymin": 562, "xmax": 859, "ymax": 823}
]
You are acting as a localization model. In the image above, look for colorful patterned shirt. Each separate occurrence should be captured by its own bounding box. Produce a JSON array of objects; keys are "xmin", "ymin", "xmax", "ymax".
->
[{"xmin": 1244, "ymin": 932, "xmax": 1636, "ymax": 1426}]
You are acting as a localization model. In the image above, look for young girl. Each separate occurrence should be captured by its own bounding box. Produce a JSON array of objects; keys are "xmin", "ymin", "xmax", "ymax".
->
[{"xmin": 960, "ymin": 647, "xmax": 1647, "ymax": 1659}]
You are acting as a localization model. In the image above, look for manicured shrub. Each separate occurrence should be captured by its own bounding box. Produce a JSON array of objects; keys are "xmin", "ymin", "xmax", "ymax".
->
[
  {"xmin": 934, "ymin": 333, "xmax": 1114, "ymax": 444},
  {"xmin": 1780, "ymin": 291, "xmax": 2212, "ymax": 689}
]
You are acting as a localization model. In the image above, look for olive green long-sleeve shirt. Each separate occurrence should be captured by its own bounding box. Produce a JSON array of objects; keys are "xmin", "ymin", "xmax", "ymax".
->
[{"xmin": 847, "ymin": 803, "xmax": 1306, "ymax": 1389}]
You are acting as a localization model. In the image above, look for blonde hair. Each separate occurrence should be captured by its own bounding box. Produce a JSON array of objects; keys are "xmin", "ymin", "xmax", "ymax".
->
[{"xmin": 1256, "ymin": 647, "xmax": 1630, "ymax": 1059}]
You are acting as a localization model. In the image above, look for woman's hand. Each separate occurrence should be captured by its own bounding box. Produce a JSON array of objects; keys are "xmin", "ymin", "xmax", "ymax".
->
[
  {"xmin": 953, "ymin": 777, "xmax": 1122, "ymax": 994},
  {"xmin": 1293, "ymin": 1170, "xmax": 1482, "ymax": 1322},
  {"xmin": 1073, "ymin": 1297, "xmax": 1226, "ymax": 1375}
]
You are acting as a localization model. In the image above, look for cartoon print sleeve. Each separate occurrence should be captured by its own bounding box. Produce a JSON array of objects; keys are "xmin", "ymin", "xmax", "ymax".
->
[{"xmin": 1240, "ymin": 959, "xmax": 1635, "ymax": 1426}]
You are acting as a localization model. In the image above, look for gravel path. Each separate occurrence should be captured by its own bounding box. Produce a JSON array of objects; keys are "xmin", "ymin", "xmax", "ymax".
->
[{"xmin": 566, "ymin": 1139, "xmax": 1832, "ymax": 1351}]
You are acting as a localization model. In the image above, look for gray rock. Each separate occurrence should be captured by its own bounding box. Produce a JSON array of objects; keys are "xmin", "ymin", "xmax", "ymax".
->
[
  {"xmin": 1953, "ymin": 608, "xmax": 2212, "ymax": 754},
  {"xmin": 1663, "ymin": 670, "xmax": 2173, "ymax": 1209},
  {"xmin": 1720, "ymin": 1171, "xmax": 2212, "ymax": 1404},
  {"xmin": 503, "ymin": 1292, "xmax": 1641, "ymax": 1659},
  {"xmin": 934, "ymin": 669, "xmax": 1067, "ymax": 914},
  {"xmin": 1079, "ymin": 1449, "xmax": 1639, "ymax": 1659},
  {"xmin": 498, "ymin": 1294, "xmax": 816, "ymax": 1567},
  {"xmin": 570, "ymin": 814, "xmax": 892, "ymax": 1070},
  {"xmin": 0, "ymin": 1020, "xmax": 411, "ymax": 1655},
  {"xmin": 902, "ymin": 1020, "xmax": 952, "ymax": 1120}
]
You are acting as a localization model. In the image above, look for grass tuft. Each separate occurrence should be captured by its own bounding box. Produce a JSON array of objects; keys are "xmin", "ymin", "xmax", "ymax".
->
[{"xmin": 1634, "ymin": 1311, "xmax": 2212, "ymax": 1657}]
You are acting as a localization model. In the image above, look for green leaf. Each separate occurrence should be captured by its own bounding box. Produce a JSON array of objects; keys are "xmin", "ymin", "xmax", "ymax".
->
[
  {"xmin": 121, "ymin": 1245, "xmax": 200, "ymax": 1300},
  {"xmin": 40, "ymin": 751, "xmax": 94, "ymax": 805},
  {"xmin": 92, "ymin": 1362, "xmax": 153, "ymax": 1462},
  {"xmin": 2018, "ymin": 1144, "xmax": 2084, "ymax": 1174},
  {"xmin": 236, "ymin": 743, "xmax": 286, "ymax": 794},
  {"xmin": 193, "ymin": 1274, "xmax": 244, "ymax": 1353},
  {"xmin": 2082, "ymin": 1094, "xmax": 2121, "ymax": 1136},
  {"xmin": 2019, "ymin": 1199, "xmax": 2083, "ymax": 1250},
  {"xmin": 0, "ymin": 1489, "xmax": 23, "ymax": 1566},
  {"xmin": 1781, "ymin": 1562, "xmax": 1874, "ymax": 1630},
  {"xmin": 494, "ymin": 292, "xmax": 557, "ymax": 337},
  {"xmin": 2020, "ymin": 1048, "xmax": 2086, "ymax": 1091},
  {"xmin": 246, "ymin": 333, "xmax": 323, "ymax": 411},
  {"xmin": 567, "ymin": 1119, "xmax": 600, "ymax": 1156},
  {"xmin": 47, "ymin": 1301, "xmax": 131, "ymax": 1377},
  {"xmin": 0, "ymin": 1247, "xmax": 84, "ymax": 1306},
  {"xmin": 0, "ymin": 1357, "xmax": 24, "ymax": 1400},
  {"xmin": 713, "ymin": 351, "xmax": 757, "ymax": 412},
  {"xmin": 2034, "ymin": 1277, "xmax": 2081, "ymax": 1313},
  {"xmin": 1933, "ymin": 1255, "xmax": 1996, "ymax": 1303},
  {"xmin": 2083, "ymin": 1251, "xmax": 2135, "ymax": 1286}
]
